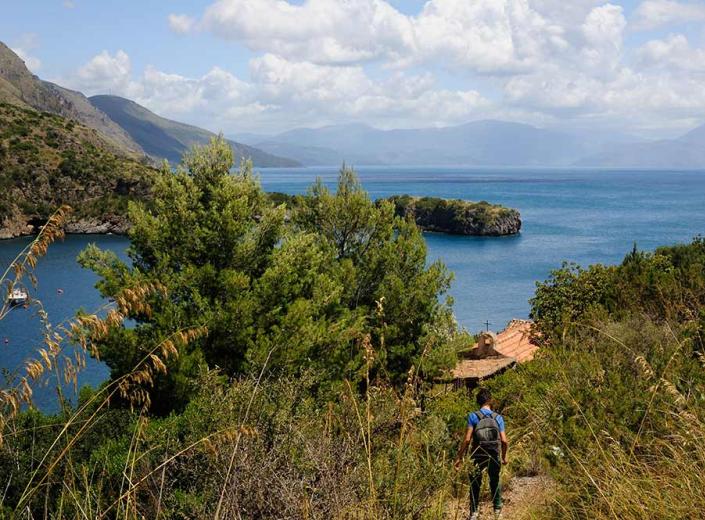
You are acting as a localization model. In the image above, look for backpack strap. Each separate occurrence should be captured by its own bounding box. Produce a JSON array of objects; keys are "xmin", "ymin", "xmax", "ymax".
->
[{"xmin": 474, "ymin": 410, "xmax": 484, "ymax": 423}]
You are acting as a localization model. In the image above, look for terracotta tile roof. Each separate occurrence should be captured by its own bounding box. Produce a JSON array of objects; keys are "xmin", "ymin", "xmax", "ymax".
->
[
  {"xmin": 450, "ymin": 356, "xmax": 516, "ymax": 380},
  {"xmin": 443, "ymin": 320, "xmax": 539, "ymax": 383},
  {"xmin": 493, "ymin": 319, "xmax": 538, "ymax": 363}
]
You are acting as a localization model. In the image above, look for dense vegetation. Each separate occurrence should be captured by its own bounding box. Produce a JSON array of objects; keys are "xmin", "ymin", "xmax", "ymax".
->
[
  {"xmin": 267, "ymin": 192, "xmax": 521, "ymax": 237},
  {"xmin": 0, "ymin": 137, "xmax": 702, "ymax": 518},
  {"xmin": 488, "ymin": 239, "xmax": 705, "ymax": 518},
  {"xmin": 386, "ymin": 195, "xmax": 521, "ymax": 236},
  {"xmin": 0, "ymin": 102, "xmax": 155, "ymax": 231}
]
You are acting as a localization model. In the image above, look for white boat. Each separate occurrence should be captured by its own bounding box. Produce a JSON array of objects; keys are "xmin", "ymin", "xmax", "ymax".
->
[{"xmin": 8, "ymin": 288, "xmax": 28, "ymax": 306}]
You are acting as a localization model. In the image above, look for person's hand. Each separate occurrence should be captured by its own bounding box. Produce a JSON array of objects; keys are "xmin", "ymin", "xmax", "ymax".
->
[
  {"xmin": 454, "ymin": 458, "xmax": 463, "ymax": 471},
  {"xmin": 502, "ymin": 457, "xmax": 508, "ymax": 465}
]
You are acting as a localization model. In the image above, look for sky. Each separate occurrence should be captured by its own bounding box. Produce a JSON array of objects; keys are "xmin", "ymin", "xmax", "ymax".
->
[{"xmin": 3, "ymin": 0, "xmax": 705, "ymax": 138}]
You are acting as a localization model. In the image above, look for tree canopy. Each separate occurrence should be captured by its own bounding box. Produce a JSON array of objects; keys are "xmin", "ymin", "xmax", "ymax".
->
[{"xmin": 79, "ymin": 137, "xmax": 457, "ymax": 413}]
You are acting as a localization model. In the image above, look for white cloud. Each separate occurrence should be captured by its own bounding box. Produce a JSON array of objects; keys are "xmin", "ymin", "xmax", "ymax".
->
[
  {"xmin": 409, "ymin": 0, "xmax": 566, "ymax": 73},
  {"xmin": 11, "ymin": 33, "xmax": 42, "ymax": 73},
  {"xmin": 198, "ymin": 0, "xmax": 569, "ymax": 73},
  {"xmin": 632, "ymin": 0, "xmax": 705, "ymax": 31},
  {"xmin": 168, "ymin": 14, "xmax": 196, "ymax": 34},
  {"xmin": 66, "ymin": 49, "xmax": 490, "ymax": 133},
  {"xmin": 61, "ymin": 1, "xmax": 705, "ymax": 136},
  {"xmin": 580, "ymin": 4, "xmax": 626, "ymax": 73},
  {"xmin": 638, "ymin": 34, "xmax": 705, "ymax": 72},
  {"xmin": 201, "ymin": 0, "xmax": 413, "ymax": 65},
  {"xmin": 73, "ymin": 50, "xmax": 133, "ymax": 95}
]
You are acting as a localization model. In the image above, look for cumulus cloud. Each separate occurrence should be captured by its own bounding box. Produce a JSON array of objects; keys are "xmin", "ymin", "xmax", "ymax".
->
[
  {"xmin": 168, "ymin": 14, "xmax": 196, "ymax": 34},
  {"xmin": 580, "ymin": 4, "xmax": 626, "ymax": 73},
  {"xmin": 201, "ymin": 0, "xmax": 413, "ymax": 65},
  {"xmin": 631, "ymin": 0, "xmax": 705, "ymax": 31},
  {"xmin": 11, "ymin": 33, "xmax": 42, "ymax": 73},
  {"xmin": 66, "ymin": 49, "xmax": 490, "ymax": 133},
  {"xmin": 62, "ymin": 1, "xmax": 705, "ymax": 136},
  {"xmin": 72, "ymin": 50, "xmax": 133, "ymax": 95},
  {"xmin": 638, "ymin": 34, "xmax": 705, "ymax": 72},
  {"xmin": 198, "ymin": 0, "xmax": 570, "ymax": 73}
]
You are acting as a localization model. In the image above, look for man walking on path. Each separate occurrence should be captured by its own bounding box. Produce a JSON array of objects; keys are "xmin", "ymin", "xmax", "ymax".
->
[{"xmin": 455, "ymin": 388, "xmax": 509, "ymax": 520}]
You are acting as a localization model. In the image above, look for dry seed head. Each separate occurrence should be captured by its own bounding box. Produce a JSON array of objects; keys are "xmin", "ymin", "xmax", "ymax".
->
[
  {"xmin": 634, "ymin": 356, "xmax": 654, "ymax": 380},
  {"xmin": 150, "ymin": 354, "xmax": 167, "ymax": 374},
  {"xmin": 25, "ymin": 360, "xmax": 44, "ymax": 380},
  {"xmin": 361, "ymin": 334, "xmax": 375, "ymax": 363},
  {"xmin": 696, "ymin": 351, "xmax": 705, "ymax": 369},
  {"xmin": 660, "ymin": 378, "xmax": 686, "ymax": 408},
  {"xmin": 38, "ymin": 349, "xmax": 53, "ymax": 371},
  {"xmin": 20, "ymin": 378, "xmax": 33, "ymax": 402}
]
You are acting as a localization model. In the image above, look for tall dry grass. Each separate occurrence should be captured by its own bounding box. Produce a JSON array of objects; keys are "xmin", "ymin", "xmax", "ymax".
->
[
  {"xmin": 490, "ymin": 317, "xmax": 705, "ymax": 520},
  {"xmin": 0, "ymin": 237, "xmax": 466, "ymax": 519}
]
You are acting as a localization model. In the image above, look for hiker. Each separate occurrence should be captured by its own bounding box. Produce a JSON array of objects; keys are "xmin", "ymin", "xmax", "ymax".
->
[{"xmin": 454, "ymin": 387, "xmax": 508, "ymax": 520}]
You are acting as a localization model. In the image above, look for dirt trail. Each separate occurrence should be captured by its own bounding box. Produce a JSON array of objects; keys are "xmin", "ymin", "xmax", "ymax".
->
[{"xmin": 446, "ymin": 475, "xmax": 555, "ymax": 520}]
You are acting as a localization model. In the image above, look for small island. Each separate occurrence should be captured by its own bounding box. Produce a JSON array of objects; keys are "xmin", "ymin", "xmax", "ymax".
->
[
  {"xmin": 385, "ymin": 195, "xmax": 521, "ymax": 236},
  {"xmin": 267, "ymin": 192, "xmax": 521, "ymax": 237}
]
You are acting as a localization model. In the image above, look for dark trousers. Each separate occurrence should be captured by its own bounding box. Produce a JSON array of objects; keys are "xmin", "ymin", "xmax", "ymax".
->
[{"xmin": 469, "ymin": 454, "xmax": 502, "ymax": 512}]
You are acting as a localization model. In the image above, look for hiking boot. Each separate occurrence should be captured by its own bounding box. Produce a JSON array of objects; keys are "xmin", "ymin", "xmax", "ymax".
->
[
  {"xmin": 493, "ymin": 508, "xmax": 503, "ymax": 519},
  {"xmin": 469, "ymin": 513, "xmax": 479, "ymax": 520}
]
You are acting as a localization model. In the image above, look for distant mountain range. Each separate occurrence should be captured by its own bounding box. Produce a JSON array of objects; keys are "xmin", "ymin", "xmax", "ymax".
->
[
  {"xmin": 4, "ymin": 40, "xmax": 705, "ymax": 170},
  {"xmin": 574, "ymin": 124, "xmax": 705, "ymax": 168},
  {"xmin": 232, "ymin": 122, "xmax": 645, "ymax": 167},
  {"xmin": 0, "ymin": 42, "xmax": 297, "ymax": 167},
  {"xmin": 235, "ymin": 120, "xmax": 705, "ymax": 169}
]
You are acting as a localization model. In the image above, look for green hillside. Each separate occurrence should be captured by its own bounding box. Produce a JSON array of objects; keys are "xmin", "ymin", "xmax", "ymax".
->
[
  {"xmin": 0, "ymin": 102, "xmax": 156, "ymax": 236},
  {"xmin": 0, "ymin": 42, "xmax": 144, "ymax": 157},
  {"xmin": 90, "ymin": 95, "xmax": 301, "ymax": 167}
]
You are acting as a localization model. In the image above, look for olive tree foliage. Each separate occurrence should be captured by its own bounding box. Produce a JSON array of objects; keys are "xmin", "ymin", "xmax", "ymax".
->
[{"xmin": 79, "ymin": 138, "xmax": 457, "ymax": 412}]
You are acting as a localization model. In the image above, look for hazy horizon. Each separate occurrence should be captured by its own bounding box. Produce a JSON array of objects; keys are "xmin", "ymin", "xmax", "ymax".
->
[{"xmin": 4, "ymin": 0, "xmax": 705, "ymax": 140}]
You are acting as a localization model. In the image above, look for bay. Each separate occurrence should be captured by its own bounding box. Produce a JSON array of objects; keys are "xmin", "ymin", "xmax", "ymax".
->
[{"xmin": 2, "ymin": 167, "xmax": 704, "ymax": 410}]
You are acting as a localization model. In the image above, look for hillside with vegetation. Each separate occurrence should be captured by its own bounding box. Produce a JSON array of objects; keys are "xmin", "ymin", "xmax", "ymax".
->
[
  {"xmin": 0, "ymin": 102, "xmax": 156, "ymax": 237},
  {"xmin": 0, "ymin": 138, "xmax": 702, "ymax": 518},
  {"xmin": 0, "ymin": 42, "xmax": 144, "ymax": 157},
  {"xmin": 90, "ymin": 95, "xmax": 301, "ymax": 167}
]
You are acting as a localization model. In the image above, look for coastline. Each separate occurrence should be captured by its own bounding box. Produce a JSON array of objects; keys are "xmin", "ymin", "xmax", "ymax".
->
[{"xmin": 0, "ymin": 215, "xmax": 130, "ymax": 240}]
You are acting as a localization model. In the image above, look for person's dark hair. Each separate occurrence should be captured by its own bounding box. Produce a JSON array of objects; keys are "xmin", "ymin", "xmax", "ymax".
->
[{"xmin": 476, "ymin": 387, "xmax": 492, "ymax": 407}]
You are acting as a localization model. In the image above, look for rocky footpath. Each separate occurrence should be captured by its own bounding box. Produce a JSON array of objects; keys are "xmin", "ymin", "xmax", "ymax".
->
[{"xmin": 385, "ymin": 195, "xmax": 521, "ymax": 236}]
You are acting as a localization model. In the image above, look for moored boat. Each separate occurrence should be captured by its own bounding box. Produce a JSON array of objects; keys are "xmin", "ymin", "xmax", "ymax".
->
[{"xmin": 8, "ymin": 288, "xmax": 28, "ymax": 306}]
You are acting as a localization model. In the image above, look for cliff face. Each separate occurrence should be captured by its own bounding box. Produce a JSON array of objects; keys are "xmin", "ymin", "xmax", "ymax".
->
[{"xmin": 386, "ymin": 195, "xmax": 521, "ymax": 236}]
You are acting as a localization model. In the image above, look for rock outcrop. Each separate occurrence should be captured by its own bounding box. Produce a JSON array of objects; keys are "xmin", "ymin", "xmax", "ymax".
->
[{"xmin": 0, "ymin": 215, "xmax": 130, "ymax": 239}]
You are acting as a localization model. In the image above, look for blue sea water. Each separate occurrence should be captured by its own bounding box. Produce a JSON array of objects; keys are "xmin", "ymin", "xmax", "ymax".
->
[{"xmin": 1, "ymin": 167, "xmax": 705, "ymax": 410}]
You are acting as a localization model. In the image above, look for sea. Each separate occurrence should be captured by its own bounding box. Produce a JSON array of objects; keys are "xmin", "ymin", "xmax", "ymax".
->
[{"xmin": 2, "ymin": 167, "xmax": 705, "ymax": 410}]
